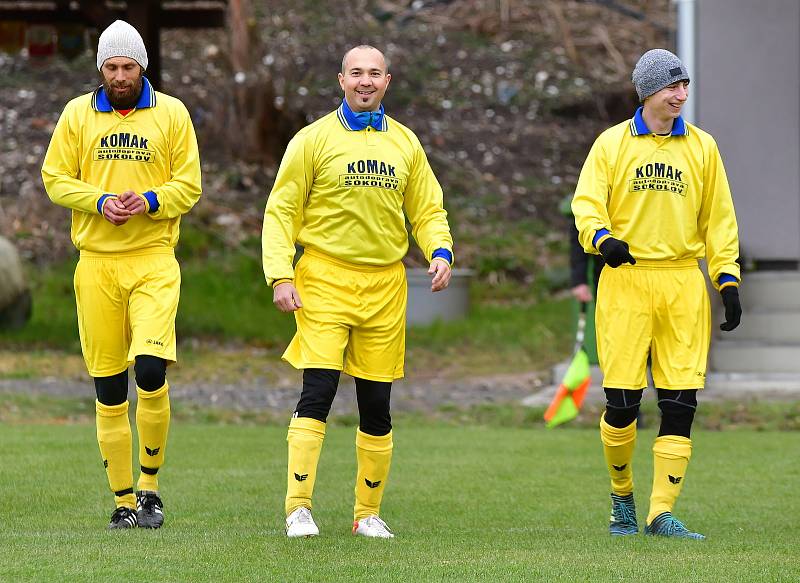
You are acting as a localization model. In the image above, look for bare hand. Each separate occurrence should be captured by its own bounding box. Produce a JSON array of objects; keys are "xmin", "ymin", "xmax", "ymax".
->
[
  {"xmin": 571, "ymin": 283, "xmax": 593, "ymax": 303},
  {"xmin": 118, "ymin": 190, "xmax": 147, "ymax": 215},
  {"xmin": 273, "ymin": 282, "xmax": 303, "ymax": 312},
  {"xmin": 102, "ymin": 197, "xmax": 131, "ymax": 226},
  {"xmin": 428, "ymin": 258, "xmax": 452, "ymax": 292}
]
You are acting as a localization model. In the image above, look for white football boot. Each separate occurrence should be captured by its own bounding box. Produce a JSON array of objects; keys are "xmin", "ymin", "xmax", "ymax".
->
[
  {"xmin": 352, "ymin": 515, "xmax": 394, "ymax": 538},
  {"xmin": 285, "ymin": 507, "xmax": 319, "ymax": 538}
]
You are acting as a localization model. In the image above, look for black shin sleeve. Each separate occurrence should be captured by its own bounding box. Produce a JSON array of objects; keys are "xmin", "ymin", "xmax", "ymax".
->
[
  {"xmin": 295, "ymin": 368, "xmax": 341, "ymax": 422},
  {"xmin": 354, "ymin": 377, "xmax": 392, "ymax": 436},
  {"xmin": 604, "ymin": 388, "xmax": 643, "ymax": 428},
  {"xmin": 657, "ymin": 388, "xmax": 697, "ymax": 438},
  {"xmin": 94, "ymin": 371, "xmax": 129, "ymax": 406},
  {"xmin": 134, "ymin": 355, "xmax": 167, "ymax": 391}
]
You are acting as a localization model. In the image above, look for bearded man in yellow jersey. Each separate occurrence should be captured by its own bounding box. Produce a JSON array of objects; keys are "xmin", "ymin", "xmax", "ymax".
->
[
  {"xmin": 572, "ymin": 49, "xmax": 741, "ymax": 540},
  {"xmin": 42, "ymin": 20, "xmax": 201, "ymax": 530},
  {"xmin": 262, "ymin": 45, "xmax": 453, "ymax": 539}
]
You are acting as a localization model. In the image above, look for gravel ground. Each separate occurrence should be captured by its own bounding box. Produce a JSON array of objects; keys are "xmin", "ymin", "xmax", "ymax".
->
[
  {"xmin": 4, "ymin": 366, "xmax": 798, "ymax": 420},
  {"xmin": 0, "ymin": 370, "xmax": 552, "ymax": 415}
]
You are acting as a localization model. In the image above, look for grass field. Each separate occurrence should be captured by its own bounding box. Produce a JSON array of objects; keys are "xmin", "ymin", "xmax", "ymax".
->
[{"xmin": 2, "ymin": 422, "xmax": 799, "ymax": 582}]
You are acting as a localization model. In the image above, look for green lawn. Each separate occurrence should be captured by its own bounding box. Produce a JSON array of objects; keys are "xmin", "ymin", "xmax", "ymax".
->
[{"xmin": 1, "ymin": 423, "xmax": 798, "ymax": 582}]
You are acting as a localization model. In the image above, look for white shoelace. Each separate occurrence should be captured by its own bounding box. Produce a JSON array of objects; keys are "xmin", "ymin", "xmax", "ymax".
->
[
  {"xmin": 295, "ymin": 508, "xmax": 314, "ymax": 525},
  {"xmin": 365, "ymin": 515, "xmax": 392, "ymax": 534}
]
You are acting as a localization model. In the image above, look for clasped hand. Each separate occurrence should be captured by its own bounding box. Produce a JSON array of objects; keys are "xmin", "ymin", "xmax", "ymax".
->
[{"xmin": 102, "ymin": 191, "xmax": 146, "ymax": 226}]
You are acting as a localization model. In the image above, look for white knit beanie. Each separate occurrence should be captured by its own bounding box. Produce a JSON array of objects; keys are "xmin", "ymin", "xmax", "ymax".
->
[{"xmin": 96, "ymin": 20, "xmax": 148, "ymax": 71}]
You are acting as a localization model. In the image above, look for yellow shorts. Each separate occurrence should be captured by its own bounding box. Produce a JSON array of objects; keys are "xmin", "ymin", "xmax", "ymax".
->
[
  {"xmin": 283, "ymin": 249, "xmax": 407, "ymax": 382},
  {"xmin": 595, "ymin": 259, "xmax": 710, "ymax": 390},
  {"xmin": 74, "ymin": 248, "xmax": 180, "ymax": 377}
]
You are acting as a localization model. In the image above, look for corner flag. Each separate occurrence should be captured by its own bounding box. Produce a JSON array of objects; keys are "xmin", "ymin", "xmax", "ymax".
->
[{"xmin": 544, "ymin": 302, "xmax": 592, "ymax": 427}]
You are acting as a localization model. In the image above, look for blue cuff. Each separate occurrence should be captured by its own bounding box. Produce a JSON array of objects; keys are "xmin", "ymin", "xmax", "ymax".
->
[
  {"xmin": 97, "ymin": 194, "xmax": 114, "ymax": 214},
  {"xmin": 143, "ymin": 190, "xmax": 159, "ymax": 213},
  {"xmin": 592, "ymin": 228, "xmax": 611, "ymax": 248},
  {"xmin": 432, "ymin": 248, "xmax": 453, "ymax": 265},
  {"xmin": 718, "ymin": 274, "xmax": 738, "ymax": 286}
]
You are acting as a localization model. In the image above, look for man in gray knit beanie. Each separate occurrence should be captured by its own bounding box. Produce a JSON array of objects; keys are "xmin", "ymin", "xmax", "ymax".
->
[
  {"xmin": 570, "ymin": 46, "xmax": 741, "ymax": 542},
  {"xmin": 632, "ymin": 48, "xmax": 690, "ymax": 102}
]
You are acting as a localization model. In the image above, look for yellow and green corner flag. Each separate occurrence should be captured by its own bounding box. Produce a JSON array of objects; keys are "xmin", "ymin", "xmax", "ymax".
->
[{"xmin": 544, "ymin": 302, "xmax": 591, "ymax": 427}]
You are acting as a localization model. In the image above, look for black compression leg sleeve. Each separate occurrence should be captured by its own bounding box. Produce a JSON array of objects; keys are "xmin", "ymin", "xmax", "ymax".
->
[
  {"xmin": 294, "ymin": 368, "xmax": 341, "ymax": 422},
  {"xmin": 656, "ymin": 389, "xmax": 697, "ymax": 438},
  {"xmin": 354, "ymin": 377, "xmax": 392, "ymax": 436},
  {"xmin": 603, "ymin": 388, "xmax": 643, "ymax": 428},
  {"xmin": 134, "ymin": 355, "xmax": 167, "ymax": 391},
  {"xmin": 94, "ymin": 370, "xmax": 129, "ymax": 406}
]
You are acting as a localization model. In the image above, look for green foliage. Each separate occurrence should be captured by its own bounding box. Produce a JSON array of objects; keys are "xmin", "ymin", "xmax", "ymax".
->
[
  {"xmin": 1, "ymin": 423, "xmax": 798, "ymax": 581},
  {"xmin": 452, "ymin": 216, "xmax": 571, "ymax": 298},
  {"xmin": 0, "ymin": 257, "xmax": 81, "ymax": 350},
  {"xmin": 177, "ymin": 249, "xmax": 296, "ymax": 346},
  {"xmin": 407, "ymin": 298, "xmax": 571, "ymax": 375},
  {"xmin": 409, "ymin": 299, "xmax": 569, "ymax": 349},
  {"xmin": 0, "ymin": 250, "xmax": 575, "ymax": 376},
  {"xmin": 0, "ymin": 244, "xmax": 298, "ymax": 350}
]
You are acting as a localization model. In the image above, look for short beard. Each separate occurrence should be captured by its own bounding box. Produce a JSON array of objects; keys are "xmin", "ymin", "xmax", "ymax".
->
[{"xmin": 101, "ymin": 72, "xmax": 144, "ymax": 110}]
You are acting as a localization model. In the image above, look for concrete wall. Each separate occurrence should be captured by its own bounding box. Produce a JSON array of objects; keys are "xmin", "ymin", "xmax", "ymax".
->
[
  {"xmin": 406, "ymin": 268, "xmax": 472, "ymax": 325},
  {"xmin": 697, "ymin": 0, "xmax": 800, "ymax": 263}
]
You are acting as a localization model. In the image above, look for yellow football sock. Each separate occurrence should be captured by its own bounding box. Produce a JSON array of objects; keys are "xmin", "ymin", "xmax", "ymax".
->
[
  {"xmin": 600, "ymin": 413, "xmax": 637, "ymax": 495},
  {"xmin": 135, "ymin": 382, "xmax": 170, "ymax": 492},
  {"xmin": 354, "ymin": 429, "xmax": 393, "ymax": 521},
  {"xmin": 285, "ymin": 417, "xmax": 326, "ymax": 516},
  {"xmin": 648, "ymin": 435, "xmax": 692, "ymax": 524},
  {"xmin": 96, "ymin": 400, "xmax": 135, "ymax": 510}
]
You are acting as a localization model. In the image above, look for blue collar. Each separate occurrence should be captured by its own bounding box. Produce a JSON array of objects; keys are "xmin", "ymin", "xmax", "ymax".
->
[
  {"xmin": 92, "ymin": 76, "xmax": 157, "ymax": 112},
  {"xmin": 336, "ymin": 99, "xmax": 388, "ymax": 132},
  {"xmin": 629, "ymin": 106, "xmax": 688, "ymax": 137}
]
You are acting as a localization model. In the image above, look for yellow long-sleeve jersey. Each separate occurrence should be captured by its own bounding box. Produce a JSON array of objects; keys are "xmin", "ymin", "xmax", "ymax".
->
[
  {"xmin": 262, "ymin": 108, "xmax": 453, "ymax": 285},
  {"xmin": 42, "ymin": 78, "xmax": 202, "ymax": 253},
  {"xmin": 572, "ymin": 111, "xmax": 740, "ymax": 288}
]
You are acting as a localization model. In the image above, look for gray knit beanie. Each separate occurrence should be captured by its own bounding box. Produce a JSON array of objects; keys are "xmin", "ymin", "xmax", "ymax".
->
[
  {"xmin": 96, "ymin": 20, "xmax": 148, "ymax": 71},
  {"xmin": 632, "ymin": 49, "xmax": 689, "ymax": 101}
]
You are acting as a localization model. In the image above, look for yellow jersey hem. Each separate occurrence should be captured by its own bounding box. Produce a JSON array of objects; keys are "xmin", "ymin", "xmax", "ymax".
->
[
  {"xmin": 618, "ymin": 258, "xmax": 699, "ymax": 269},
  {"xmin": 303, "ymin": 248, "xmax": 401, "ymax": 273},
  {"xmin": 79, "ymin": 246, "xmax": 175, "ymax": 258}
]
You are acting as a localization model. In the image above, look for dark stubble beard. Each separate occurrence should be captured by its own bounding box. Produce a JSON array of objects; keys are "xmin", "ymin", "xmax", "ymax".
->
[{"xmin": 102, "ymin": 71, "xmax": 144, "ymax": 110}]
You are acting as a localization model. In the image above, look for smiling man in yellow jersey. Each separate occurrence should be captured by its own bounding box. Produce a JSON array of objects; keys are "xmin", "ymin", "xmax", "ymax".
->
[
  {"xmin": 572, "ymin": 49, "xmax": 741, "ymax": 540},
  {"xmin": 42, "ymin": 20, "xmax": 201, "ymax": 530},
  {"xmin": 263, "ymin": 45, "xmax": 453, "ymax": 539}
]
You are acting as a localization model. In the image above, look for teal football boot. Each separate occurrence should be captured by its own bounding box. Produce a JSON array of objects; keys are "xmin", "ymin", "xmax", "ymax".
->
[
  {"xmin": 644, "ymin": 512, "xmax": 705, "ymax": 540},
  {"xmin": 609, "ymin": 492, "xmax": 639, "ymax": 536}
]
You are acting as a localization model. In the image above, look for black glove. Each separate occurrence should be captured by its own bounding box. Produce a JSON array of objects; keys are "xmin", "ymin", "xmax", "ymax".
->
[
  {"xmin": 720, "ymin": 286, "xmax": 742, "ymax": 331},
  {"xmin": 598, "ymin": 237, "xmax": 636, "ymax": 268}
]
